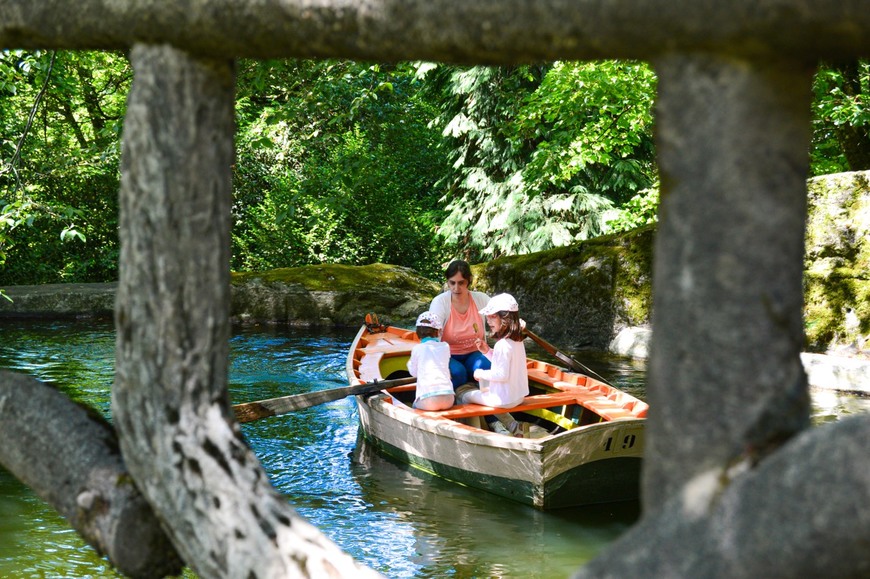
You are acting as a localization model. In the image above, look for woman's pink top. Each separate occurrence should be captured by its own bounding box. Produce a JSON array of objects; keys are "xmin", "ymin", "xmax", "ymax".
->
[{"xmin": 441, "ymin": 298, "xmax": 484, "ymax": 355}]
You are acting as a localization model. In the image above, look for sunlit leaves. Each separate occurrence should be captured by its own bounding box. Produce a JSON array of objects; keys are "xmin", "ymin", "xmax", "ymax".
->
[
  {"xmin": 517, "ymin": 60, "xmax": 656, "ymax": 202},
  {"xmin": 1, "ymin": 50, "xmax": 126, "ymax": 283},
  {"xmin": 603, "ymin": 184, "xmax": 660, "ymax": 235},
  {"xmin": 60, "ymin": 225, "xmax": 86, "ymax": 243},
  {"xmin": 232, "ymin": 59, "xmax": 447, "ymax": 277},
  {"xmin": 424, "ymin": 61, "xmax": 657, "ymax": 261},
  {"xmin": 811, "ymin": 60, "xmax": 870, "ymax": 174}
]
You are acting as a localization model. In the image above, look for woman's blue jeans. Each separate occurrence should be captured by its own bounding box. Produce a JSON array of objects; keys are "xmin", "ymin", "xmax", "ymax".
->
[{"xmin": 449, "ymin": 351, "xmax": 491, "ymax": 389}]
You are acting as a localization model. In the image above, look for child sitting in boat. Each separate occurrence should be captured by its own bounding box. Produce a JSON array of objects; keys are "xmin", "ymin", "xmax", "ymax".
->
[
  {"xmin": 459, "ymin": 293, "xmax": 529, "ymax": 436},
  {"xmin": 407, "ymin": 311, "xmax": 456, "ymax": 411}
]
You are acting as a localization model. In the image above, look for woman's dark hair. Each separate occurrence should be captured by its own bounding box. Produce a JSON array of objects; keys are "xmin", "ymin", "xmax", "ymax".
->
[
  {"xmin": 490, "ymin": 311, "xmax": 523, "ymax": 341},
  {"xmin": 445, "ymin": 260, "xmax": 473, "ymax": 284}
]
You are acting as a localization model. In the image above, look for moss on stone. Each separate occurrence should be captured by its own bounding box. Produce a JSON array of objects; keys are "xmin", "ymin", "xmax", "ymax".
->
[
  {"xmin": 471, "ymin": 225, "xmax": 655, "ymax": 350},
  {"xmin": 803, "ymin": 171, "xmax": 870, "ymax": 351},
  {"xmin": 230, "ymin": 263, "xmax": 440, "ymax": 327},
  {"xmin": 231, "ymin": 263, "xmax": 438, "ymax": 293}
]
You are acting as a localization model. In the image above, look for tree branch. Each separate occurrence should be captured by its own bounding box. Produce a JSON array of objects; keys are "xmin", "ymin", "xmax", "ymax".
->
[
  {"xmin": 1, "ymin": 0, "xmax": 869, "ymax": 62},
  {"xmin": 0, "ymin": 371, "xmax": 183, "ymax": 579},
  {"xmin": 1, "ymin": 50, "xmax": 55, "ymax": 185},
  {"xmin": 113, "ymin": 44, "xmax": 380, "ymax": 578}
]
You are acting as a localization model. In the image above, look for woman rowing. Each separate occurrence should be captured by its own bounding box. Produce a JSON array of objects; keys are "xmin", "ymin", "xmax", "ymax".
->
[{"xmin": 428, "ymin": 260, "xmax": 492, "ymax": 389}]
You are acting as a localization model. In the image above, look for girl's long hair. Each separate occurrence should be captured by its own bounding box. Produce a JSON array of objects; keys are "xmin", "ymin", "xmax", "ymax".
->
[{"xmin": 491, "ymin": 311, "xmax": 523, "ymax": 341}]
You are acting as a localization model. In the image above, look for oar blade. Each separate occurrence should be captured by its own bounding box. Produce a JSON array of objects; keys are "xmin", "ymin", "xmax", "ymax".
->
[
  {"xmin": 233, "ymin": 376, "xmax": 416, "ymax": 423},
  {"xmin": 234, "ymin": 401, "xmax": 276, "ymax": 423}
]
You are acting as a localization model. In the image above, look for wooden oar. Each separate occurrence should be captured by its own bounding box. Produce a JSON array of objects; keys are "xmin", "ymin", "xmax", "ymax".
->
[
  {"xmin": 233, "ymin": 376, "xmax": 416, "ymax": 423},
  {"xmin": 523, "ymin": 327, "xmax": 613, "ymax": 385}
]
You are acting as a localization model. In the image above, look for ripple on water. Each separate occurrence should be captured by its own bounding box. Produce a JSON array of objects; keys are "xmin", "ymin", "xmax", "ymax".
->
[{"xmin": 1, "ymin": 321, "xmax": 866, "ymax": 578}]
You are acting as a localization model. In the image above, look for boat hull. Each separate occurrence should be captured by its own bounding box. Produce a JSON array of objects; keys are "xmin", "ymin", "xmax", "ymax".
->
[
  {"xmin": 355, "ymin": 390, "xmax": 644, "ymax": 509},
  {"xmin": 348, "ymin": 324, "xmax": 646, "ymax": 509}
]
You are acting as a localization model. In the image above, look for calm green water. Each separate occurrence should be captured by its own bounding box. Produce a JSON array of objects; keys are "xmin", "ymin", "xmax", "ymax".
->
[
  {"xmin": 1, "ymin": 320, "xmax": 865, "ymax": 578},
  {"xmin": 0, "ymin": 320, "xmax": 643, "ymax": 578}
]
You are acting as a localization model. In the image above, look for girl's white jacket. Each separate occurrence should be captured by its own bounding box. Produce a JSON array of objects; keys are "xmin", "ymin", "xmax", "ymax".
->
[{"xmin": 473, "ymin": 338, "xmax": 529, "ymax": 407}]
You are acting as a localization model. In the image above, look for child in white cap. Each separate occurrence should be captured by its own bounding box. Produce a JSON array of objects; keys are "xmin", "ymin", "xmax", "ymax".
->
[
  {"xmin": 459, "ymin": 293, "xmax": 529, "ymax": 434},
  {"xmin": 407, "ymin": 311, "xmax": 456, "ymax": 411}
]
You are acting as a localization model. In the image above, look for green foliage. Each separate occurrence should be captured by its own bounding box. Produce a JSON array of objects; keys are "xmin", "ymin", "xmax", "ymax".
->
[
  {"xmin": 518, "ymin": 61, "xmax": 657, "ymax": 203},
  {"xmin": 3, "ymin": 49, "xmax": 868, "ymax": 288},
  {"xmin": 603, "ymin": 184, "xmax": 660, "ymax": 234},
  {"xmin": 1, "ymin": 50, "xmax": 127, "ymax": 284},
  {"xmin": 421, "ymin": 61, "xmax": 657, "ymax": 261},
  {"xmin": 811, "ymin": 60, "xmax": 870, "ymax": 175},
  {"xmin": 232, "ymin": 60, "xmax": 448, "ymax": 278}
]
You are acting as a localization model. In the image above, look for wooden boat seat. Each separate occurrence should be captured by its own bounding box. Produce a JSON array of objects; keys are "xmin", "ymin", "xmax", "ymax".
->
[
  {"xmin": 374, "ymin": 353, "xmax": 649, "ymax": 421},
  {"xmin": 384, "ymin": 379, "xmax": 648, "ymax": 421},
  {"xmin": 526, "ymin": 364, "xmax": 589, "ymax": 387},
  {"xmin": 419, "ymin": 391, "xmax": 589, "ymax": 420},
  {"xmin": 526, "ymin": 365, "xmax": 648, "ymax": 419}
]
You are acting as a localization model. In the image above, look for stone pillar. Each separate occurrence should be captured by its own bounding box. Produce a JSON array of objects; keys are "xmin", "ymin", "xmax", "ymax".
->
[
  {"xmin": 645, "ymin": 55, "xmax": 814, "ymax": 510},
  {"xmin": 112, "ymin": 44, "xmax": 372, "ymax": 578}
]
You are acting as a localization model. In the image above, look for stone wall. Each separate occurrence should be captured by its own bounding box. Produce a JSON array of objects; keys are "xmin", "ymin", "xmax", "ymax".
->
[
  {"xmin": 228, "ymin": 263, "xmax": 438, "ymax": 327},
  {"xmin": 471, "ymin": 225, "xmax": 654, "ymax": 352},
  {"xmin": 0, "ymin": 283, "xmax": 117, "ymax": 319},
  {"xmin": 2, "ymin": 171, "xmax": 866, "ymax": 357},
  {"xmin": 0, "ymin": 264, "xmax": 438, "ymax": 329},
  {"xmin": 804, "ymin": 170, "xmax": 870, "ymax": 354}
]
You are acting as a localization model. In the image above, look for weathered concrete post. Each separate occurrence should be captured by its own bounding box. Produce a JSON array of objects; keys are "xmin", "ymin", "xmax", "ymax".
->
[
  {"xmin": 4, "ymin": 1, "xmax": 870, "ymax": 576},
  {"xmin": 646, "ymin": 55, "xmax": 814, "ymax": 509},
  {"xmin": 576, "ymin": 54, "xmax": 870, "ymax": 579},
  {"xmin": 112, "ymin": 45, "xmax": 373, "ymax": 577}
]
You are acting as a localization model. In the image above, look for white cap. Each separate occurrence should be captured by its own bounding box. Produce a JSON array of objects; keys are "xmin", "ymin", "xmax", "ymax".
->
[
  {"xmin": 415, "ymin": 311, "xmax": 443, "ymax": 330},
  {"xmin": 479, "ymin": 293, "xmax": 519, "ymax": 315}
]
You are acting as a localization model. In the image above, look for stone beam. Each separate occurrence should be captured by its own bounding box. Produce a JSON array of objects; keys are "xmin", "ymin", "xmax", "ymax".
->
[{"xmin": 1, "ymin": 0, "xmax": 869, "ymax": 62}]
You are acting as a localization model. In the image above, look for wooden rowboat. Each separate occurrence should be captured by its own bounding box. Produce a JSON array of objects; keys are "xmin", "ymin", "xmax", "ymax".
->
[{"xmin": 346, "ymin": 323, "xmax": 648, "ymax": 510}]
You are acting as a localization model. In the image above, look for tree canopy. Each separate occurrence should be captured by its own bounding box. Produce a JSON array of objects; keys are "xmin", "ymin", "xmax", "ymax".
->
[
  {"xmin": 1, "ymin": 51, "xmax": 867, "ymax": 284},
  {"xmin": 422, "ymin": 60, "xmax": 657, "ymax": 262},
  {"xmin": 1, "ymin": 50, "xmax": 127, "ymax": 284}
]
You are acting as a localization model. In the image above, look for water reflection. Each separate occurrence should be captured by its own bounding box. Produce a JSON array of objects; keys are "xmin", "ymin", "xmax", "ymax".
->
[
  {"xmin": 348, "ymin": 433, "xmax": 639, "ymax": 578},
  {"xmin": 0, "ymin": 320, "xmax": 115, "ymax": 417},
  {"xmin": 810, "ymin": 386, "xmax": 870, "ymax": 424}
]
